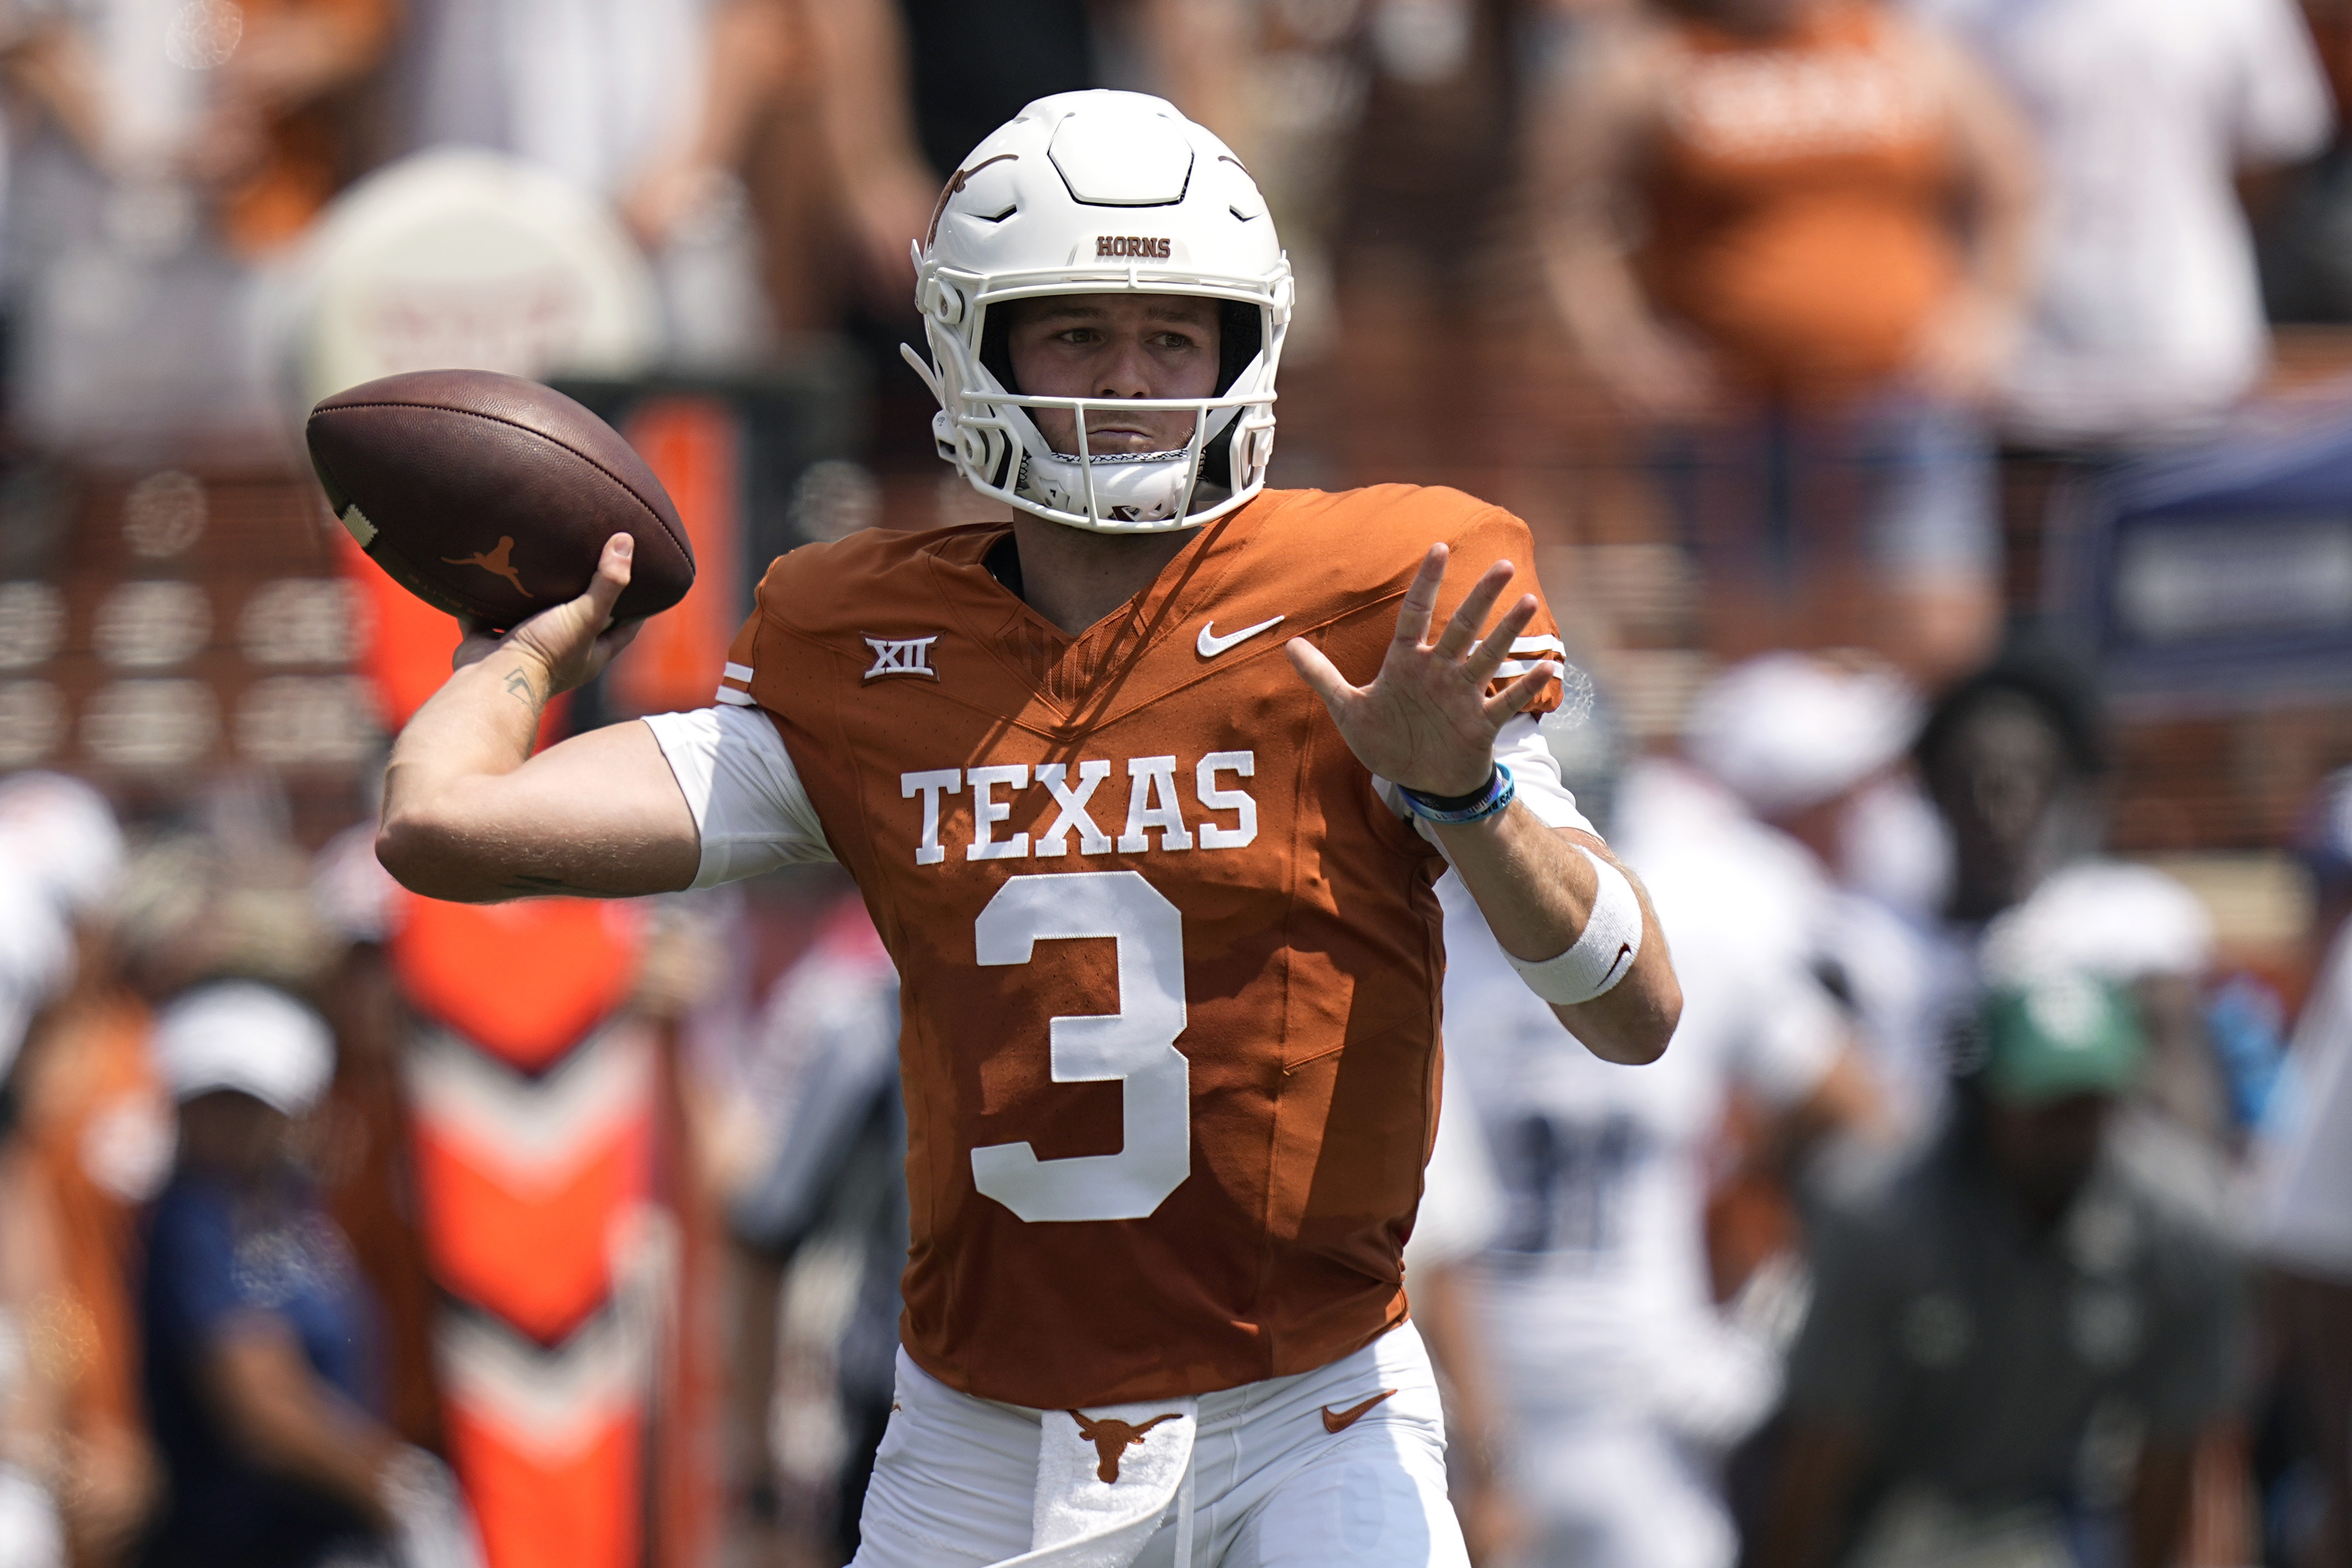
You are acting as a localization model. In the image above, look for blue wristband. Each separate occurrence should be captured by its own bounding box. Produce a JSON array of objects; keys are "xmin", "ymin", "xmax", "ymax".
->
[{"xmin": 1400, "ymin": 763, "xmax": 1515, "ymax": 825}]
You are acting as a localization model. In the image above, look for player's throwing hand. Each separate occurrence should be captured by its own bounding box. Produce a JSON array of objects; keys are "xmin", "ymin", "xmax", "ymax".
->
[
  {"xmin": 451, "ymin": 532, "xmax": 645, "ymax": 697},
  {"xmin": 1286, "ymin": 543, "xmax": 1559, "ymax": 799}
]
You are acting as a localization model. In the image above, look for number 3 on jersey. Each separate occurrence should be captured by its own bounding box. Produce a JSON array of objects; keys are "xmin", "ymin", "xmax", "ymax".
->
[{"xmin": 971, "ymin": 871, "xmax": 1191, "ymax": 1222}]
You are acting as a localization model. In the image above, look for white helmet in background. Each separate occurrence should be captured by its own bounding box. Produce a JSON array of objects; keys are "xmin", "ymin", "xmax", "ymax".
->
[
  {"xmin": 154, "ymin": 982, "xmax": 335, "ymax": 1117},
  {"xmin": 1681, "ymin": 653, "xmax": 1922, "ymax": 818},
  {"xmin": 904, "ymin": 91, "xmax": 1293, "ymax": 533},
  {"xmin": 0, "ymin": 772, "xmax": 124, "ymax": 922}
]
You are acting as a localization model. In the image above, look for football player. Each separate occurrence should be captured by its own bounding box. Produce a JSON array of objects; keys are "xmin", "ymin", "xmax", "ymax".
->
[{"xmin": 376, "ymin": 91, "xmax": 1680, "ymax": 1568}]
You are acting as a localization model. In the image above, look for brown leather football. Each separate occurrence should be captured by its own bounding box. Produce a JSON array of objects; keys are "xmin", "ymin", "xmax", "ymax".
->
[{"xmin": 306, "ymin": 370, "xmax": 694, "ymax": 628}]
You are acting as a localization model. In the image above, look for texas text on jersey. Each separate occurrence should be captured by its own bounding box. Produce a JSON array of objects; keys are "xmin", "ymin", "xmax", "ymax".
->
[{"xmin": 720, "ymin": 483, "xmax": 1567, "ymax": 1410}]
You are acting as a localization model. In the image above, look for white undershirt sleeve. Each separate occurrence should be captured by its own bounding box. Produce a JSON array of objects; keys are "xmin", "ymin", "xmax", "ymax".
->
[
  {"xmin": 641, "ymin": 706, "xmax": 835, "ymax": 888},
  {"xmin": 1372, "ymin": 715, "xmax": 1597, "ymax": 860}
]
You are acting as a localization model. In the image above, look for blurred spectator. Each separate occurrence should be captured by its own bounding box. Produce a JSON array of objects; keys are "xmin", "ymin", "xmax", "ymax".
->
[
  {"xmin": 382, "ymin": 0, "xmax": 1252, "ymax": 383},
  {"xmin": 1339, "ymin": 0, "xmax": 1540, "ymax": 289},
  {"xmin": 1203, "ymin": 0, "xmax": 1362, "ymax": 363},
  {"xmin": 755, "ymin": 0, "xmax": 1243, "ymax": 344},
  {"xmin": 394, "ymin": 0, "xmax": 1208, "ymax": 367},
  {"xmin": 2263, "ymin": 0, "xmax": 2352, "ymax": 325},
  {"xmin": 878, "ymin": 0, "xmax": 1246, "ymax": 222},
  {"xmin": 757, "ymin": 0, "xmax": 938, "ymax": 326},
  {"xmin": 0, "ymin": 837, "xmax": 74, "ymax": 1568},
  {"xmin": 137, "ymin": 980, "xmax": 474, "ymax": 1568},
  {"xmin": 1912, "ymin": 645, "xmax": 2103, "ymax": 931},
  {"xmin": 1431, "ymin": 702, "xmax": 1881, "ymax": 1568},
  {"xmin": 0, "ymin": 0, "xmax": 394, "ymax": 451},
  {"xmin": 0, "ymin": 779, "xmax": 403, "ymax": 1565},
  {"xmin": 1911, "ymin": 0, "xmax": 2333, "ymax": 447},
  {"xmin": 1758, "ymin": 975, "xmax": 2246, "ymax": 1568},
  {"xmin": 2246, "ymin": 766, "xmax": 2352, "ymax": 1568},
  {"xmin": 0, "ymin": 773, "xmax": 152, "ymax": 1566},
  {"xmin": 723, "ymin": 896, "xmax": 904, "ymax": 1561},
  {"xmin": 0, "ymin": 795, "xmax": 81, "ymax": 1086},
  {"xmin": 307, "ymin": 824, "xmax": 444, "ymax": 1458},
  {"xmin": 1917, "ymin": 646, "xmax": 2230, "ymax": 1158},
  {"xmin": 1437, "ymin": 864, "xmax": 1872, "ymax": 1568},
  {"xmin": 1627, "ymin": 653, "xmax": 1939, "ymax": 1140},
  {"xmin": 894, "ymin": 0, "xmax": 1092, "ymax": 183},
  {"xmin": 399, "ymin": 0, "xmax": 710, "ymax": 207},
  {"xmin": 393, "ymin": 0, "xmax": 785, "ymax": 365},
  {"xmin": 1532, "ymin": 0, "xmax": 2034, "ymax": 679}
]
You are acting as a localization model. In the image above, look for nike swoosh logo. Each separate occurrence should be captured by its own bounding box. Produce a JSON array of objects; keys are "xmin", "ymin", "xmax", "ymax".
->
[
  {"xmin": 1605, "ymin": 942, "xmax": 1633, "ymax": 985},
  {"xmin": 1321, "ymin": 1389, "xmax": 1397, "ymax": 1434},
  {"xmin": 1197, "ymin": 615, "xmax": 1285, "ymax": 658}
]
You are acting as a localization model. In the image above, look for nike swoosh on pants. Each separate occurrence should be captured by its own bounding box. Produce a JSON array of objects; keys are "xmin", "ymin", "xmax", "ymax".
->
[
  {"xmin": 1320, "ymin": 1389, "xmax": 1397, "ymax": 1434},
  {"xmin": 1196, "ymin": 615, "xmax": 1285, "ymax": 658}
]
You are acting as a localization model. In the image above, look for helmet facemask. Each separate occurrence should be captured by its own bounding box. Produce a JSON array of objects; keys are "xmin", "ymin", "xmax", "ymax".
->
[
  {"xmin": 909, "ymin": 279, "xmax": 1287, "ymax": 534},
  {"xmin": 901, "ymin": 91, "xmax": 1293, "ymax": 535}
]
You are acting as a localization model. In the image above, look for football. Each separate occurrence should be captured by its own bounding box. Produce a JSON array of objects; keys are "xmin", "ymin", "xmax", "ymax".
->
[{"xmin": 305, "ymin": 369, "xmax": 695, "ymax": 628}]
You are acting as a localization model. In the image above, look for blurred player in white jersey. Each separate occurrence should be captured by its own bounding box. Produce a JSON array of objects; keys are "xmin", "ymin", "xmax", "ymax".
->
[
  {"xmin": 1621, "ymin": 654, "xmax": 1947, "ymax": 1145},
  {"xmin": 1430, "ymin": 708, "xmax": 1881, "ymax": 1568}
]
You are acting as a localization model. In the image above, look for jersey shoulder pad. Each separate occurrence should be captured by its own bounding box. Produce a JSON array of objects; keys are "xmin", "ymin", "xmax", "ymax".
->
[
  {"xmin": 1262, "ymin": 485, "xmax": 1533, "ymax": 612},
  {"xmin": 750, "ymin": 523, "xmax": 999, "ymax": 639},
  {"xmin": 1276, "ymin": 482, "xmax": 1499, "ymax": 541}
]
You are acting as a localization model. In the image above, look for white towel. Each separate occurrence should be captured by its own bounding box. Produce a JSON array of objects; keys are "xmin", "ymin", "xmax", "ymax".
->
[
  {"xmin": 0, "ymin": 1461, "xmax": 63, "ymax": 1568},
  {"xmin": 989, "ymin": 1396, "xmax": 1200, "ymax": 1568}
]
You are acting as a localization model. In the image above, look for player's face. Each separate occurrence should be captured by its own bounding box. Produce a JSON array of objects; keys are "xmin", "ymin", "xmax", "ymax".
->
[
  {"xmin": 1926, "ymin": 693, "xmax": 2073, "ymax": 900},
  {"xmin": 1984, "ymin": 1092, "xmax": 2110, "ymax": 1218},
  {"xmin": 178, "ymin": 1089, "xmax": 297, "ymax": 1183},
  {"xmin": 1004, "ymin": 294, "xmax": 1223, "ymax": 457}
]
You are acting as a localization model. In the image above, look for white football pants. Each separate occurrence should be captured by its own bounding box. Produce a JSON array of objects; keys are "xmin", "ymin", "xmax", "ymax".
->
[{"xmin": 852, "ymin": 1322, "xmax": 1472, "ymax": 1568}]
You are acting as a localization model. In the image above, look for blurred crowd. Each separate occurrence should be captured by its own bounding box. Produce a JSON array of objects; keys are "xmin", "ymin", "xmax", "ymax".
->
[{"xmin": 0, "ymin": 2, "xmax": 2351, "ymax": 1568}]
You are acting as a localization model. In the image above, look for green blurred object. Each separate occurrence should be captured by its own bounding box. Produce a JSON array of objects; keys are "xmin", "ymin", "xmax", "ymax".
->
[{"xmin": 1980, "ymin": 975, "xmax": 2145, "ymax": 1105}]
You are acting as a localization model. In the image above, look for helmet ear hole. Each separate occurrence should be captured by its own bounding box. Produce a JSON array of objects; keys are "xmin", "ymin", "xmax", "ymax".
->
[
  {"xmin": 979, "ymin": 307, "xmax": 1019, "ymax": 393},
  {"xmin": 1201, "ymin": 423, "xmax": 1235, "ymax": 490},
  {"xmin": 1216, "ymin": 301, "xmax": 1259, "ymax": 396}
]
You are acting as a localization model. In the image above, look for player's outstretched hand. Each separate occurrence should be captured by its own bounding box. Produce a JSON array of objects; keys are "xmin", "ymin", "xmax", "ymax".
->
[
  {"xmin": 452, "ymin": 532, "xmax": 645, "ymax": 695},
  {"xmin": 1286, "ymin": 543, "xmax": 1556, "ymax": 797}
]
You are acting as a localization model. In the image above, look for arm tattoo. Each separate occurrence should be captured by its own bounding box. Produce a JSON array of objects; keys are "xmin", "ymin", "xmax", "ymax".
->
[
  {"xmin": 501, "ymin": 873, "xmax": 591, "ymax": 896},
  {"xmin": 503, "ymin": 668, "xmax": 537, "ymax": 708}
]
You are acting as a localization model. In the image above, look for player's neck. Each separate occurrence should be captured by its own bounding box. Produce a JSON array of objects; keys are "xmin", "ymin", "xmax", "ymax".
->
[{"xmin": 1005, "ymin": 514, "xmax": 1201, "ymax": 638}]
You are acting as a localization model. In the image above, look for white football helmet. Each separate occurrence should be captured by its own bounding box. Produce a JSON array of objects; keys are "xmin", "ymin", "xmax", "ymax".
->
[{"xmin": 904, "ymin": 91, "xmax": 1293, "ymax": 533}]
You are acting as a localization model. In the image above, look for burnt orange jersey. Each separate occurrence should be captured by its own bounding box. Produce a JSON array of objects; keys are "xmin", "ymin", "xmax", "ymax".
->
[{"xmin": 723, "ymin": 485, "xmax": 1564, "ymax": 1408}]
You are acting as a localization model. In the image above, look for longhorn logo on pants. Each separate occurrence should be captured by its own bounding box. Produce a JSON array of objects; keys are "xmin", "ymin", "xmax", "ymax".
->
[{"xmin": 1067, "ymin": 1410, "xmax": 1182, "ymax": 1483}]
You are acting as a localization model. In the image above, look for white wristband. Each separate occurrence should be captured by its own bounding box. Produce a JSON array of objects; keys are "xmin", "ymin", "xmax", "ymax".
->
[{"xmin": 1504, "ymin": 848, "xmax": 1644, "ymax": 1005}]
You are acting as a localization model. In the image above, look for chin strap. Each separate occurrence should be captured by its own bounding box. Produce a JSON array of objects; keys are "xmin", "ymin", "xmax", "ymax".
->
[{"xmin": 1022, "ymin": 446, "xmax": 1203, "ymax": 526}]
